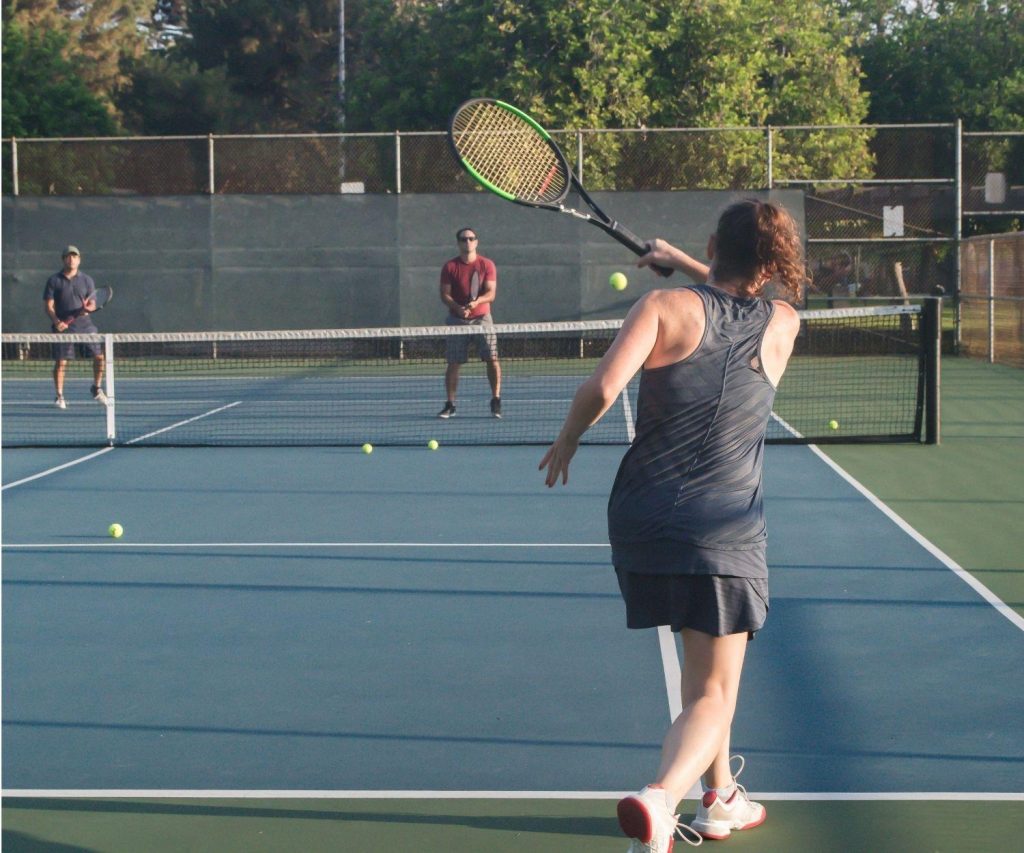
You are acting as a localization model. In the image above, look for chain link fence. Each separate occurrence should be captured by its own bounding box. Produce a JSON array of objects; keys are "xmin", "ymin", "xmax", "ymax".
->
[
  {"xmin": 959, "ymin": 232, "xmax": 1024, "ymax": 367},
  {"xmin": 5, "ymin": 124, "xmax": 1022, "ymax": 352}
]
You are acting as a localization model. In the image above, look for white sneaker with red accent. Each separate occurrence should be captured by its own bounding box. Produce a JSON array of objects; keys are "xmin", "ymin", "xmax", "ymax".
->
[
  {"xmin": 617, "ymin": 786, "xmax": 703, "ymax": 851},
  {"xmin": 690, "ymin": 784, "xmax": 765, "ymax": 840}
]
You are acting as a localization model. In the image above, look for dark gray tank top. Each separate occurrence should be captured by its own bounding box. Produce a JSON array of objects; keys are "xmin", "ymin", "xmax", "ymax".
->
[{"xmin": 608, "ymin": 284, "xmax": 776, "ymax": 572}]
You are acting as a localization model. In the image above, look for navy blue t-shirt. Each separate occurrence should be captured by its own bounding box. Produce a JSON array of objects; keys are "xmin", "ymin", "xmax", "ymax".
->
[{"xmin": 43, "ymin": 272, "xmax": 98, "ymax": 332}]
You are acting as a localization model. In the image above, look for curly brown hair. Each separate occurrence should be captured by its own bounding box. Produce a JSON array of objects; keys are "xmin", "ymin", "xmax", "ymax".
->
[{"xmin": 712, "ymin": 199, "xmax": 808, "ymax": 302}]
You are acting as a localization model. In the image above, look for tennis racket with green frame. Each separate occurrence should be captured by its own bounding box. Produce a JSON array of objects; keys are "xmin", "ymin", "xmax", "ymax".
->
[{"xmin": 448, "ymin": 98, "xmax": 673, "ymax": 277}]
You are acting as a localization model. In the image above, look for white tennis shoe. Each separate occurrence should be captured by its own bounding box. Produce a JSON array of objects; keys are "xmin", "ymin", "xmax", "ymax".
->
[
  {"xmin": 54, "ymin": 395, "xmax": 67, "ymax": 410},
  {"xmin": 618, "ymin": 786, "xmax": 702, "ymax": 851},
  {"xmin": 690, "ymin": 757, "xmax": 765, "ymax": 840}
]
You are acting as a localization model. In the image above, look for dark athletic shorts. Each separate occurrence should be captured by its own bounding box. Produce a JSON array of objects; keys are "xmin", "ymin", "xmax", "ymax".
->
[
  {"xmin": 445, "ymin": 315, "xmax": 499, "ymax": 363},
  {"xmin": 615, "ymin": 570, "xmax": 769, "ymax": 639},
  {"xmin": 52, "ymin": 340, "xmax": 102, "ymax": 360},
  {"xmin": 51, "ymin": 322, "xmax": 101, "ymax": 360}
]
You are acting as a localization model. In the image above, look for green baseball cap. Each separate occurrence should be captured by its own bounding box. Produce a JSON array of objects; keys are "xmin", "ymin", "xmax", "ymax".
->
[{"xmin": 62, "ymin": 245, "xmax": 80, "ymax": 257}]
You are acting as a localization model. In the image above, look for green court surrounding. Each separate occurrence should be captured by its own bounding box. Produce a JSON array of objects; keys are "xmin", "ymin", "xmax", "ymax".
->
[
  {"xmin": 826, "ymin": 358, "xmax": 1024, "ymax": 620},
  {"xmin": 4, "ymin": 797, "xmax": 1024, "ymax": 853}
]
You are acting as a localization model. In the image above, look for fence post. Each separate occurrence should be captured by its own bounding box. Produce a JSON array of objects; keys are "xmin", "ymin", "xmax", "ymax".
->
[
  {"xmin": 954, "ymin": 119, "xmax": 963, "ymax": 353},
  {"xmin": 988, "ymin": 238, "xmax": 996, "ymax": 363},
  {"xmin": 395, "ymin": 131, "xmax": 402, "ymax": 194},
  {"xmin": 924, "ymin": 298, "xmax": 941, "ymax": 445},
  {"xmin": 766, "ymin": 126, "xmax": 773, "ymax": 189},
  {"xmin": 207, "ymin": 134, "xmax": 215, "ymax": 194},
  {"xmin": 576, "ymin": 131, "xmax": 584, "ymax": 185}
]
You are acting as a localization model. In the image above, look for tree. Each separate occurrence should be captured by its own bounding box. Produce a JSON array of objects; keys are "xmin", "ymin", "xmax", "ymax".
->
[
  {"xmin": 179, "ymin": 0, "xmax": 342, "ymax": 132},
  {"xmin": 116, "ymin": 55, "xmax": 240, "ymax": 134},
  {"xmin": 2, "ymin": 16, "xmax": 117, "ymax": 137},
  {"xmin": 346, "ymin": 0, "xmax": 868, "ymax": 133},
  {"xmin": 849, "ymin": 0, "xmax": 1024, "ymax": 129},
  {"xmin": 114, "ymin": 0, "xmax": 872, "ymax": 146},
  {"xmin": 6, "ymin": 0, "xmax": 154, "ymax": 117}
]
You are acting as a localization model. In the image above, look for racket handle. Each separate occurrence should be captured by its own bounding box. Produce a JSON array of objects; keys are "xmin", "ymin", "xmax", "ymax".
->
[{"xmin": 606, "ymin": 222, "xmax": 674, "ymax": 278}]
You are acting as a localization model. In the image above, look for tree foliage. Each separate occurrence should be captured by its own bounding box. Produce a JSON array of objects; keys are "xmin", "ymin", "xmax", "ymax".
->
[
  {"xmin": 5, "ymin": 0, "xmax": 1021, "ymax": 144},
  {"xmin": 6, "ymin": 0, "xmax": 154, "ymax": 118},
  {"xmin": 116, "ymin": 55, "xmax": 240, "ymax": 135},
  {"xmin": 177, "ymin": 0, "xmax": 341, "ymax": 132},
  {"xmin": 846, "ymin": 0, "xmax": 1024, "ymax": 129},
  {"xmin": 347, "ymin": 0, "xmax": 867, "ymax": 133},
  {"xmin": 2, "ymin": 14, "xmax": 117, "ymax": 137}
]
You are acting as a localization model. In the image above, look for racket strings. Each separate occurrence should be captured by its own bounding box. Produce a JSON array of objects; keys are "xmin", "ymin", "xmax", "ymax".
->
[{"xmin": 453, "ymin": 103, "xmax": 568, "ymax": 204}]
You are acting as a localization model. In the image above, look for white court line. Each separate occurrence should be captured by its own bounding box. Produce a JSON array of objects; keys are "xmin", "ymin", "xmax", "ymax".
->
[
  {"xmin": 771, "ymin": 412, "xmax": 1024, "ymax": 634},
  {"xmin": 123, "ymin": 401, "xmax": 243, "ymax": 445},
  {"xmin": 658, "ymin": 627, "xmax": 683, "ymax": 721},
  {"xmin": 1, "ymin": 402, "xmax": 244, "ymax": 491},
  {"xmin": 2, "ymin": 542, "xmax": 611, "ymax": 549},
  {"xmin": 810, "ymin": 443, "xmax": 1024, "ymax": 634},
  {"xmin": 620, "ymin": 387, "xmax": 636, "ymax": 443},
  {"xmin": 2, "ymin": 789, "xmax": 1020, "ymax": 801},
  {"xmin": 657, "ymin": 626, "xmax": 701, "ymax": 798},
  {"xmin": 3, "ymin": 400, "xmax": 230, "ymax": 407},
  {"xmin": 2, "ymin": 448, "xmax": 115, "ymax": 491}
]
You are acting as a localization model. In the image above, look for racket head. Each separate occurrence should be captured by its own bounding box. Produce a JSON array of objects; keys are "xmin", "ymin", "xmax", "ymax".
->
[
  {"xmin": 448, "ymin": 99, "xmax": 572, "ymax": 208},
  {"xmin": 89, "ymin": 286, "xmax": 113, "ymax": 311}
]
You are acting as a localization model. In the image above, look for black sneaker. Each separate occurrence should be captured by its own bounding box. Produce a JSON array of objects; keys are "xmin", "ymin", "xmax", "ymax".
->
[
  {"xmin": 438, "ymin": 402, "xmax": 456, "ymax": 419},
  {"xmin": 91, "ymin": 385, "xmax": 108, "ymax": 406},
  {"xmin": 490, "ymin": 397, "xmax": 502, "ymax": 419}
]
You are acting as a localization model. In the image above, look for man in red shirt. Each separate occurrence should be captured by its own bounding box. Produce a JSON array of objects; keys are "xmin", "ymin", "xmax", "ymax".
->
[{"xmin": 438, "ymin": 227, "xmax": 502, "ymax": 419}]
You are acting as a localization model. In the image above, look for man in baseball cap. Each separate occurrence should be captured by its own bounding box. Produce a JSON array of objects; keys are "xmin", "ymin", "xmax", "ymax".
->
[{"xmin": 43, "ymin": 244, "xmax": 107, "ymax": 409}]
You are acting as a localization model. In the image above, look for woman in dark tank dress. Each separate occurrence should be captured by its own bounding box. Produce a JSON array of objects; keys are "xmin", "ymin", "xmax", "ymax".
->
[{"xmin": 541, "ymin": 199, "xmax": 807, "ymax": 851}]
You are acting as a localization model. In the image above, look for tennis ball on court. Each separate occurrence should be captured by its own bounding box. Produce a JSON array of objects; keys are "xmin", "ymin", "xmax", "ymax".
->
[
  {"xmin": 361, "ymin": 443, "xmax": 373, "ymax": 454},
  {"xmin": 828, "ymin": 419, "xmax": 840, "ymax": 431},
  {"xmin": 427, "ymin": 439, "xmax": 439, "ymax": 450},
  {"xmin": 108, "ymin": 523, "xmax": 124, "ymax": 539},
  {"xmin": 609, "ymin": 271, "xmax": 628, "ymax": 291}
]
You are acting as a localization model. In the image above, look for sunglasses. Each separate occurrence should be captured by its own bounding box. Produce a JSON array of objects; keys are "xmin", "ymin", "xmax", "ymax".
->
[{"xmin": 458, "ymin": 236, "xmax": 478, "ymax": 242}]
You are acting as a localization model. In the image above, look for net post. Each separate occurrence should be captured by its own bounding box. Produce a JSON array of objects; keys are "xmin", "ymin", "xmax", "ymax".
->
[
  {"xmin": 11, "ymin": 137, "xmax": 18, "ymax": 197},
  {"xmin": 207, "ymin": 134, "xmax": 215, "ymax": 194},
  {"xmin": 987, "ymin": 238, "xmax": 995, "ymax": 363},
  {"xmin": 104, "ymin": 333, "xmax": 116, "ymax": 445},
  {"xmin": 923, "ymin": 298, "xmax": 941, "ymax": 445}
]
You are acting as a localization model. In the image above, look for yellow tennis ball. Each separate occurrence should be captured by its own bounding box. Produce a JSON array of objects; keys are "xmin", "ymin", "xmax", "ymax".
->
[
  {"xmin": 828, "ymin": 419, "xmax": 839, "ymax": 431},
  {"xmin": 108, "ymin": 523, "xmax": 124, "ymax": 539},
  {"xmin": 609, "ymin": 272, "xmax": 628, "ymax": 291},
  {"xmin": 361, "ymin": 443, "xmax": 373, "ymax": 454},
  {"xmin": 427, "ymin": 439, "xmax": 439, "ymax": 450}
]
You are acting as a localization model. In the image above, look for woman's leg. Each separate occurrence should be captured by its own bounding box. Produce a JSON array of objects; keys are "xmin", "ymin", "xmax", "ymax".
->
[
  {"xmin": 651, "ymin": 628, "xmax": 749, "ymax": 809},
  {"xmin": 703, "ymin": 729, "xmax": 734, "ymax": 791}
]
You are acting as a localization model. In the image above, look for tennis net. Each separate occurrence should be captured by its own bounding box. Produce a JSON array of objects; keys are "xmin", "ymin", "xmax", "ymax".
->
[{"xmin": 1, "ymin": 303, "xmax": 939, "ymax": 448}]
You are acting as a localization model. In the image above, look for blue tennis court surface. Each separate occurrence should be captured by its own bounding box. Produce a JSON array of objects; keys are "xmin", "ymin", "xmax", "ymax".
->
[{"xmin": 3, "ymin": 445, "xmax": 1022, "ymax": 794}]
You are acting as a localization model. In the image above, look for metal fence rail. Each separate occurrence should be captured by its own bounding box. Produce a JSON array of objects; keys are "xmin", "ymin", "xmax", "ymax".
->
[{"xmin": 3, "ymin": 124, "xmax": 1022, "ymax": 348}]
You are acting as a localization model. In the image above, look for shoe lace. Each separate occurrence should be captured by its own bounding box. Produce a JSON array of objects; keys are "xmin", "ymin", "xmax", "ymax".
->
[
  {"xmin": 673, "ymin": 818, "xmax": 703, "ymax": 847},
  {"xmin": 726, "ymin": 754, "xmax": 757, "ymax": 809},
  {"xmin": 729, "ymin": 754, "xmax": 746, "ymax": 781}
]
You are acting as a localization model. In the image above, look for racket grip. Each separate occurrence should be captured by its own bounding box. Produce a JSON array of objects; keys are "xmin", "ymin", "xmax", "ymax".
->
[{"xmin": 607, "ymin": 222, "xmax": 674, "ymax": 278}]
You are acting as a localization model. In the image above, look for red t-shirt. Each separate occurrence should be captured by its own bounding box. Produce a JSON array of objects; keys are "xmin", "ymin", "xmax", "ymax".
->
[{"xmin": 441, "ymin": 256, "xmax": 496, "ymax": 318}]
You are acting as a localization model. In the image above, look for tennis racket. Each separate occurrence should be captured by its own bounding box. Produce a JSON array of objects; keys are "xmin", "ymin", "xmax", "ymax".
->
[
  {"xmin": 79, "ymin": 286, "xmax": 114, "ymax": 316},
  {"xmin": 448, "ymin": 98, "xmax": 673, "ymax": 277}
]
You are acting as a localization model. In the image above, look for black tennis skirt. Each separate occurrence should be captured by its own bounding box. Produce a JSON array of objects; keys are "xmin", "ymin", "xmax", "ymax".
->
[{"xmin": 615, "ymin": 570, "xmax": 769, "ymax": 638}]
